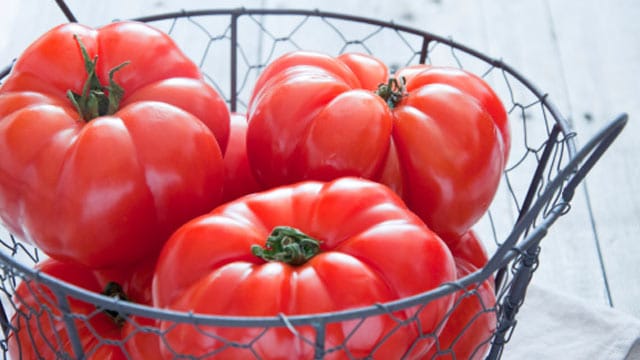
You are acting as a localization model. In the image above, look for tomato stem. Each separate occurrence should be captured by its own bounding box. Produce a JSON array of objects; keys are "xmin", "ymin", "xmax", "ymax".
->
[
  {"xmin": 67, "ymin": 34, "xmax": 129, "ymax": 122},
  {"xmin": 101, "ymin": 281, "xmax": 128, "ymax": 327},
  {"xmin": 375, "ymin": 76, "xmax": 407, "ymax": 109},
  {"xmin": 251, "ymin": 226, "xmax": 321, "ymax": 266}
]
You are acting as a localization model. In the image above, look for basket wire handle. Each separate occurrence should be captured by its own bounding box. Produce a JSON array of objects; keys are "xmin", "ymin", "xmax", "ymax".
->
[
  {"xmin": 560, "ymin": 114, "xmax": 628, "ymax": 202},
  {"xmin": 493, "ymin": 123, "xmax": 564, "ymax": 290},
  {"xmin": 55, "ymin": 0, "xmax": 77, "ymax": 23},
  {"xmin": 485, "ymin": 113, "xmax": 628, "ymax": 359},
  {"xmin": 6, "ymin": 2, "xmax": 630, "ymax": 357},
  {"xmin": 484, "ymin": 113, "xmax": 628, "ymax": 281}
]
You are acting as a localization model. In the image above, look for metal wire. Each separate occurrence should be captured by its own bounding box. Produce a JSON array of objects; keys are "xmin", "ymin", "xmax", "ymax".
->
[{"xmin": 0, "ymin": 4, "xmax": 628, "ymax": 360}]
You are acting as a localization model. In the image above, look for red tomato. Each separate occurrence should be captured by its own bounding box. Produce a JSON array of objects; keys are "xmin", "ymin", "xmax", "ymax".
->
[
  {"xmin": 8, "ymin": 259, "xmax": 126, "ymax": 359},
  {"xmin": 0, "ymin": 21, "xmax": 229, "ymax": 268},
  {"xmin": 93, "ymin": 258, "xmax": 156, "ymax": 306},
  {"xmin": 425, "ymin": 258, "xmax": 497, "ymax": 360},
  {"xmin": 122, "ymin": 76, "xmax": 230, "ymax": 153},
  {"xmin": 395, "ymin": 65, "xmax": 510, "ymax": 161},
  {"xmin": 246, "ymin": 51, "xmax": 507, "ymax": 244},
  {"xmin": 122, "ymin": 315, "xmax": 162, "ymax": 360},
  {"xmin": 221, "ymin": 113, "xmax": 262, "ymax": 202},
  {"xmin": 450, "ymin": 229, "xmax": 491, "ymax": 270},
  {"xmin": 152, "ymin": 177, "xmax": 456, "ymax": 359},
  {"xmin": 425, "ymin": 230, "xmax": 496, "ymax": 359}
]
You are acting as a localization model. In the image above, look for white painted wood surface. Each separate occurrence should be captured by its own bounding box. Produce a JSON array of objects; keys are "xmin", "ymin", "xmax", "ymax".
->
[{"xmin": 0, "ymin": 0, "xmax": 637, "ymax": 325}]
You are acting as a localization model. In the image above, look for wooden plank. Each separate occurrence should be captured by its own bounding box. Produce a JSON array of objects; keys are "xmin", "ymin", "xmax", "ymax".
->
[
  {"xmin": 238, "ymin": 0, "xmax": 621, "ymax": 317},
  {"xmin": 1, "ymin": 0, "xmax": 637, "ymax": 320},
  {"xmin": 0, "ymin": 0, "xmax": 267, "ymax": 109},
  {"xmin": 546, "ymin": 0, "xmax": 640, "ymax": 318},
  {"xmin": 252, "ymin": 0, "xmax": 524, "ymax": 261},
  {"xmin": 477, "ymin": 0, "xmax": 612, "ymax": 307},
  {"xmin": 256, "ymin": 0, "xmax": 612, "ymax": 307},
  {"xmin": 0, "ymin": 0, "xmax": 68, "ymax": 68}
]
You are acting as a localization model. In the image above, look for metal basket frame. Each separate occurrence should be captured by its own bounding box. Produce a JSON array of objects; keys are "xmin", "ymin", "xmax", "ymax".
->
[{"xmin": 0, "ymin": 2, "xmax": 627, "ymax": 359}]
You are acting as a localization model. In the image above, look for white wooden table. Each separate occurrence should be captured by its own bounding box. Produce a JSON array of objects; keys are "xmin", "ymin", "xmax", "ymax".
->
[{"xmin": 1, "ymin": 0, "xmax": 638, "ymax": 325}]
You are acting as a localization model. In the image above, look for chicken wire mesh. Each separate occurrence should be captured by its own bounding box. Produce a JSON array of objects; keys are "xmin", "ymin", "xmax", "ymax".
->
[{"xmin": 0, "ymin": 6, "xmax": 627, "ymax": 360}]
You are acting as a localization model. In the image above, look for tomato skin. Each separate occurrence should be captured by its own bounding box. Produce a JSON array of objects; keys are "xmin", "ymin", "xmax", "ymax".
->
[
  {"xmin": 221, "ymin": 113, "xmax": 263, "ymax": 202},
  {"xmin": 425, "ymin": 230, "xmax": 496, "ymax": 359},
  {"xmin": 246, "ymin": 51, "xmax": 507, "ymax": 245},
  {"xmin": 397, "ymin": 65, "xmax": 510, "ymax": 161},
  {"xmin": 425, "ymin": 258, "xmax": 496, "ymax": 360},
  {"xmin": 450, "ymin": 229, "xmax": 490, "ymax": 270},
  {"xmin": 122, "ymin": 77, "xmax": 230, "ymax": 154},
  {"xmin": 0, "ymin": 21, "xmax": 229, "ymax": 268},
  {"xmin": 247, "ymin": 66, "xmax": 376, "ymax": 187},
  {"xmin": 122, "ymin": 315, "xmax": 162, "ymax": 360},
  {"xmin": 336, "ymin": 52, "xmax": 389, "ymax": 90},
  {"xmin": 8, "ymin": 259, "xmax": 126, "ymax": 360},
  {"xmin": 152, "ymin": 177, "xmax": 456, "ymax": 359},
  {"xmin": 94, "ymin": 257, "xmax": 156, "ymax": 306},
  {"xmin": 391, "ymin": 83, "xmax": 503, "ymax": 243},
  {"xmin": 248, "ymin": 52, "xmax": 361, "ymax": 105}
]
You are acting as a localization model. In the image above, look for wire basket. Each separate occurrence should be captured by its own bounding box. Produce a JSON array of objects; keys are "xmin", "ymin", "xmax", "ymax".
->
[{"xmin": 0, "ymin": 3, "xmax": 628, "ymax": 359}]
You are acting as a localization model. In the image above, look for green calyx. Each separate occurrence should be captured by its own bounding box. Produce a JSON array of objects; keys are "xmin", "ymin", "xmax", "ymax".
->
[
  {"xmin": 67, "ymin": 35, "xmax": 129, "ymax": 122},
  {"xmin": 251, "ymin": 226, "xmax": 321, "ymax": 266},
  {"xmin": 375, "ymin": 76, "xmax": 407, "ymax": 109},
  {"xmin": 101, "ymin": 281, "xmax": 128, "ymax": 327}
]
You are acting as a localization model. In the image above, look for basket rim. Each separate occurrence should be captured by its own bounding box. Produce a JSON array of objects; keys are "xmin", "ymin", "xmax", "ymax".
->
[
  {"xmin": 0, "ymin": 7, "xmax": 578, "ymax": 327},
  {"xmin": 128, "ymin": 7, "xmax": 575, "ymax": 139}
]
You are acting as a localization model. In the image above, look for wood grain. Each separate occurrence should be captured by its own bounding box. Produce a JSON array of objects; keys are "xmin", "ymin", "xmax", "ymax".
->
[{"xmin": 0, "ymin": 0, "xmax": 637, "ymax": 320}]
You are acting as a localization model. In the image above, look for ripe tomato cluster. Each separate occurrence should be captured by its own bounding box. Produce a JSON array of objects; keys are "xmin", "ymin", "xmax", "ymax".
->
[{"xmin": 0, "ymin": 20, "xmax": 504, "ymax": 359}]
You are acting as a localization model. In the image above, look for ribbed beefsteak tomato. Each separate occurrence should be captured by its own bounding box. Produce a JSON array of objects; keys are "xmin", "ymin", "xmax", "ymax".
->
[
  {"xmin": 221, "ymin": 113, "xmax": 262, "ymax": 202},
  {"xmin": 450, "ymin": 229, "xmax": 491, "ymax": 271},
  {"xmin": 246, "ymin": 51, "xmax": 508, "ymax": 244},
  {"xmin": 426, "ymin": 258, "xmax": 497, "ymax": 360},
  {"xmin": 0, "ymin": 21, "xmax": 229, "ymax": 268},
  {"xmin": 8, "ymin": 259, "xmax": 126, "ymax": 359},
  {"xmin": 152, "ymin": 177, "xmax": 456, "ymax": 359},
  {"xmin": 426, "ymin": 231, "xmax": 497, "ymax": 359}
]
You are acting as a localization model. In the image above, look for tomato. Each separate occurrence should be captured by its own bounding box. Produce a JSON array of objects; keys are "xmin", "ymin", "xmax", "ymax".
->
[
  {"xmin": 122, "ymin": 315, "xmax": 162, "ymax": 360},
  {"xmin": 221, "ymin": 113, "xmax": 262, "ymax": 202},
  {"xmin": 450, "ymin": 229, "xmax": 491, "ymax": 270},
  {"xmin": 394, "ymin": 65, "xmax": 510, "ymax": 161},
  {"xmin": 0, "ymin": 21, "xmax": 229, "ymax": 268},
  {"xmin": 8, "ymin": 259, "xmax": 126, "ymax": 359},
  {"xmin": 425, "ymin": 230, "xmax": 496, "ymax": 359},
  {"xmin": 246, "ymin": 51, "xmax": 507, "ymax": 244},
  {"xmin": 152, "ymin": 177, "xmax": 456, "ymax": 359},
  {"xmin": 93, "ymin": 258, "xmax": 156, "ymax": 306},
  {"xmin": 450, "ymin": 229, "xmax": 495, "ymax": 291},
  {"xmin": 425, "ymin": 258, "xmax": 496, "ymax": 360}
]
